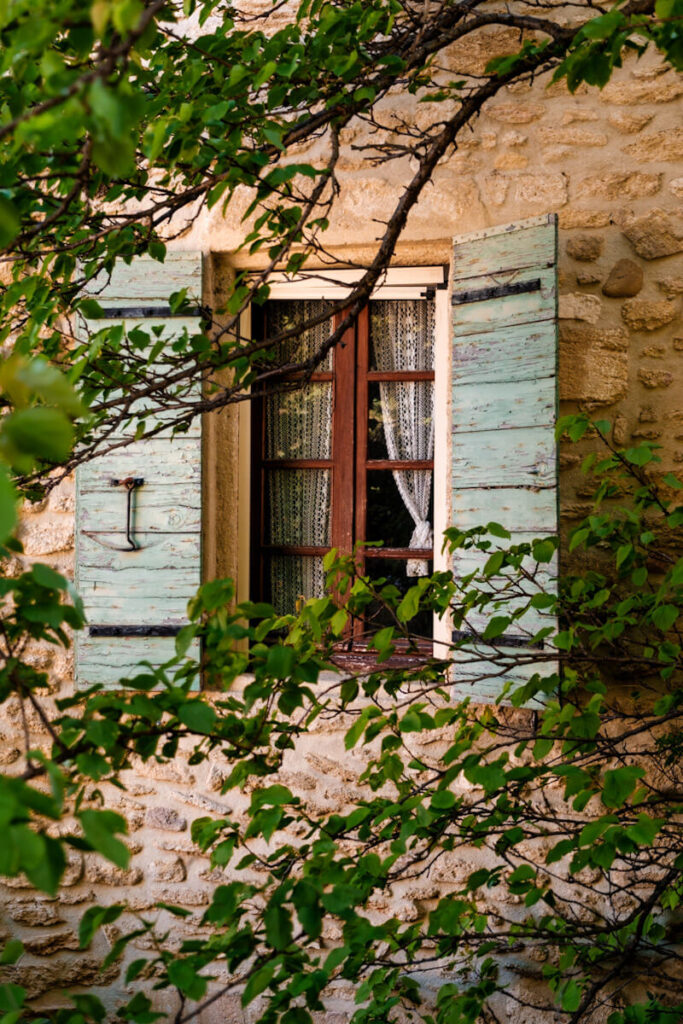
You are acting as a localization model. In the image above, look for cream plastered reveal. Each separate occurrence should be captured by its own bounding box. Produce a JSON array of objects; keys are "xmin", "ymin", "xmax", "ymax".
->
[{"xmin": 3, "ymin": 29, "xmax": 683, "ymax": 1024}]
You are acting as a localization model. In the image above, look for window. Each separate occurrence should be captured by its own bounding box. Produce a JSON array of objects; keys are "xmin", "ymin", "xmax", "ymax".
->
[
  {"xmin": 74, "ymin": 216, "xmax": 559, "ymax": 696},
  {"xmin": 250, "ymin": 270, "xmax": 449, "ymax": 645}
]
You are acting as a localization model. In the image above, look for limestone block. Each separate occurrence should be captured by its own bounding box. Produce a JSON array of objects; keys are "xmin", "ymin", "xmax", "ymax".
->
[
  {"xmin": 670, "ymin": 178, "xmax": 683, "ymax": 199},
  {"xmin": 24, "ymin": 930, "xmax": 80, "ymax": 955},
  {"xmin": 632, "ymin": 426, "xmax": 663, "ymax": 439},
  {"xmin": 542, "ymin": 145, "xmax": 572, "ymax": 164},
  {"xmin": 577, "ymin": 270, "xmax": 602, "ymax": 286},
  {"xmin": 613, "ymin": 415, "xmax": 628, "ymax": 446},
  {"xmin": 19, "ymin": 519, "xmax": 74, "ymax": 556},
  {"xmin": 602, "ymin": 73, "xmax": 683, "ymax": 105},
  {"xmin": 642, "ymin": 344, "xmax": 667, "ymax": 358},
  {"xmin": 150, "ymin": 856, "xmax": 187, "ymax": 883},
  {"xmin": 501, "ymin": 130, "xmax": 526, "ymax": 146},
  {"xmin": 576, "ymin": 172, "xmax": 662, "ymax": 200},
  {"xmin": 558, "ymin": 292, "xmax": 603, "ymax": 324},
  {"xmin": 538, "ymin": 127, "xmax": 607, "ymax": 147},
  {"xmin": 559, "ymin": 209, "xmax": 610, "ymax": 229},
  {"xmin": 1, "ymin": 957, "xmax": 120, "ymax": 999},
  {"xmin": 84, "ymin": 859, "xmax": 144, "ymax": 885},
  {"xmin": 156, "ymin": 885, "xmax": 210, "ymax": 906},
  {"xmin": 443, "ymin": 27, "xmax": 523, "ymax": 76},
  {"xmin": 561, "ymin": 108, "xmax": 600, "ymax": 125},
  {"xmin": 6, "ymin": 901, "xmax": 64, "ymax": 926},
  {"xmin": 608, "ymin": 111, "xmax": 655, "ymax": 134},
  {"xmin": 624, "ymin": 129, "xmax": 683, "ymax": 162},
  {"xmin": 514, "ymin": 173, "xmax": 567, "ymax": 207},
  {"xmin": 658, "ymin": 275, "xmax": 683, "ymax": 297},
  {"xmin": 477, "ymin": 173, "xmax": 509, "ymax": 207},
  {"xmin": 602, "ymin": 259, "xmax": 644, "ymax": 298},
  {"xmin": 559, "ymin": 324, "xmax": 629, "ymax": 405},
  {"xmin": 486, "ymin": 102, "xmax": 545, "ymax": 124},
  {"xmin": 145, "ymin": 806, "xmax": 188, "ymax": 832},
  {"xmin": 638, "ymin": 368, "xmax": 675, "ymax": 388},
  {"xmin": 620, "ymin": 208, "xmax": 683, "ymax": 260},
  {"xmin": 494, "ymin": 151, "xmax": 528, "ymax": 170},
  {"xmin": 621, "ymin": 298, "xmax": 678, "ymax": 331},
  {"xmin": 566, "ymin": 234, "xmax": 603, "ymax": 262}
]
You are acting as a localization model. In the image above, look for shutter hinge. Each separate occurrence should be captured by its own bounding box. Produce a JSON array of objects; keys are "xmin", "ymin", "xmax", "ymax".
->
[
  {"xmin": 451, "ymin": 629, "xmax": 545, "ymax": 650},
  {"xmin": 451, "ymin": 278, "xmax": 541, "ymax": 306},
  {"xmin": 97, "ymin": 305, "xmax": 203, "ymax": 319},
  {"xmin": 89, "ymin": 625, "xmax": 183, "ymax": 637}
]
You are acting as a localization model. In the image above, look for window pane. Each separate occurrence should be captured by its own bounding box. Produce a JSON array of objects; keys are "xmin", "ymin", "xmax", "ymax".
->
[
  {"xmin": 369, "ymin": 299, "xmax": 435, "ymax": 371},
  {"xmin": 267, "ymin": 299, "xmax": 333, "ymax": 371},
  {"xmin": 367, "ymin": 380, "xmax": 433, "ymax": 461},
  {"xmin": 366, "ymin": 469, "xmax": 433, "ymax": 549},
  {"xmin": 266, "ymin": 468, "xmax": 331, "ymax": 546},
  {"xmin": 268, "ymin": 554, "xmax": 325, "ymax": 616},
  {"xmin": 363, "ymin": 557, "xmax": 434, "ymax": 638},
  {"xmin": 266, "ymin": 383, "xmax": 332, "ymax": 459}
]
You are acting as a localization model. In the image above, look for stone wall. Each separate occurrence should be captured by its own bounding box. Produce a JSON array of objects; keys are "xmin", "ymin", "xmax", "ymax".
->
[{"xmin": 1, "ymin": 28, "xmax": 681, "ymax": 1024}]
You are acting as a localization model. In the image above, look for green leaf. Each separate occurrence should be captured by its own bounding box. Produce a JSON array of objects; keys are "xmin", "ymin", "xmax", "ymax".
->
[
  {"xmin": 79, "ymin": 809, "xmax": 129, "ymax": 869},
  {"xmin": 601, "ymin": 766, "xmax": 645, "ymax": 809},
  {"xmin": 2, "ymin": 407, "xmax": 74, "ymax": 464},
  {"xmin": 177, "ymin": 701, "xmax": 217, "ymax": 734},
  {"xmin": 264, "ymin": 903, "xmax": 292, "ymax": 951},
  {"xmin": 0, "ymin": 468, "xmax": 17, "ymax": 545},
  {"xmin": 0, "ymin": 942, "xmax": 23, "ymax": 966},
  {"xmin": 0, "ymin": 196, "xmax": 20, "ymax": 249},
  {"xmin": 560, "ymin": 978, "xmax": 581, "ymax": 1013},
  {"xmin": 242, "ymin": 962, "xmax": 275, "ymax": 1006},
  {"xmin": 167, "ymin": 959, "xmax": 207, "ymax": 1001}
]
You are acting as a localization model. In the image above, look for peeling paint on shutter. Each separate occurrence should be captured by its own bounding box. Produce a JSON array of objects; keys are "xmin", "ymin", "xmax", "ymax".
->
[
  {"xmin": 450, "ymin": 215, "xmax": 558, "ymax": 704},
  {"xmin": 75, "ymin": 253, "xmax": 203, "ymax": 689}
]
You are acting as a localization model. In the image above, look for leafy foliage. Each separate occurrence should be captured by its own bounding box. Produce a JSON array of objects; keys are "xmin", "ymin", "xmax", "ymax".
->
[{"xmin": 0, "ymin": 1, "xmax": 680, "ymax": 1023}]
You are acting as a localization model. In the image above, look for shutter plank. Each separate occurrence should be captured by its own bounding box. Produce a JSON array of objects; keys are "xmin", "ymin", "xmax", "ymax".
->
[
  {"xmin": 451, "ymin": 215, "xmax": 556, "ymax": 282},
  {"xmin": 452, "ymin": 378, "xmax": 554, "ymax": 433},
  {"xmin": 86, "ymin": 252, "xmax": 202, "ymax": 301},
  {"xmin": 76, "ymin": 253, "xmax": 203, "ymax": 690},
  {"xmin": 453, "ymin": 484, "xmax": 557, "ymax": 532},
  {"xmin": 76, "ymin": 637, "xmax": 200, "ymax": 689},
  {"xmin": 451, "ymin": 426, "xmax": 555, "ymax": 489},
  {"xmin": 450, "ymin": 215, "xmax": 558, "ymax": 703},
  {"xmin": 453, "ymin": 320, "xmax": 556, "ymax": 386},
  {"xmin": 451, "ymin": 267, "xmax": 555, "ymax": 337}
]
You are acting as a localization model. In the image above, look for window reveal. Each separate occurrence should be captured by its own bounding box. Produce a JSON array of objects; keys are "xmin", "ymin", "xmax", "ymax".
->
[{"xmin": 252, "ymin": 297, "xmax": 435, "ymax": 635}]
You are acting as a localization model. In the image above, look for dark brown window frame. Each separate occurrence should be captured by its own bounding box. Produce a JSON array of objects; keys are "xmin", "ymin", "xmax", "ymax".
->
[{"xmin": 251, "ymin": 298, "xmax": 436, "ymax": 658}]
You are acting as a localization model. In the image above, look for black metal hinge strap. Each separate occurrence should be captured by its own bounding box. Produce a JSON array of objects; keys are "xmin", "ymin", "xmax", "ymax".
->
[
  {"xmin": 452, "ymin": 278, "xmax": 541, "ymax": 306},
  {"xmin": 451, "ymin": 629, "xmax": 545, "ymax": 650},
  {"xmin": 89, "ymin": 625, "xmax": 183, "ymax": 637},
  {"xmin": 97, "ymin": 305, "xmax": 203, "ymax": 319}
]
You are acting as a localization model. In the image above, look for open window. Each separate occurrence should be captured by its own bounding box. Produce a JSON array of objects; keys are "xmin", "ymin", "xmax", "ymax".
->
[{"xmin": 248, "ymin": 267, "xmax": 451, "ymax": 652}]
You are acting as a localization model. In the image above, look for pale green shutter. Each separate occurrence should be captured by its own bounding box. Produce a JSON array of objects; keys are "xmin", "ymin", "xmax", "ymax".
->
[
  {"xmin": 75, "ymin": 253, "xmax": 203, "ymax": 689},
  {"xmin": 450, "ymin": 214, "xmax": 558, "ymax": 702}
]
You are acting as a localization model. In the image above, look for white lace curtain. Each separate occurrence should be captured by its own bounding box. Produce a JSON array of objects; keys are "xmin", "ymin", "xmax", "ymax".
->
[
  {"xmin": 370, "ymin": 300, "xmax": 435, "ymax": 576},
  {"xmin": 266, "ymin": 301, "xmax": 333, "ymax": 613}
]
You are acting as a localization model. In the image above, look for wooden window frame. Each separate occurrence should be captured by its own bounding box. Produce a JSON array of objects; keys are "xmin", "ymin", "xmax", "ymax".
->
[{"xmin": 240, "ymin": 267, "xmax": 452, "ymax": 658}]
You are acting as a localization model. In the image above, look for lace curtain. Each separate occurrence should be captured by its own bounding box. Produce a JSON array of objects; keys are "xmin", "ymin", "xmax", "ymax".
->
[
  {"xmin": 265, "ymin": 301, "xmax": 333, "ymax": 613},
  {"xmin": 370, "ymin": 300, "xmax": 435, "ymax": 576}
]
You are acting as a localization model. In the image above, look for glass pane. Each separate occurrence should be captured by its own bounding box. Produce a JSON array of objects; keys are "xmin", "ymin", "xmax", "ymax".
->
[
  {"xmin": 266, "ymin": 300, "xmax": 333, "ymax": 371},
  {"xmin": 266, "ymin": 383, "xmax": 332, "ymax": 459},
  {"xmin": 269, "ymin": 555, "xmax": 326, "ymax": 616},
  {"xmin": 363, "ymin": 557, "xmax": 434, "ymax": 638},
  {"xmin": 266, "ymin": 468, "xmax": 331, "ymax": 546},
  {"xmin": 369, "ymin": 299, "xmax": 435, "ymax": 371},
  {"xmin": 366, "ymin": 470, "xmax": 433, "ymax": 549},
  {"xmin": 367, "ymin": 380, "xmax": 433, "ymax": 461}
]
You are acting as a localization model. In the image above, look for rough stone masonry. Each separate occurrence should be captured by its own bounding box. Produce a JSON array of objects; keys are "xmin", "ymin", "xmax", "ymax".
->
[{"xmin": 2, "ymin": 25, "xmax": 682, "ymax": 1024}]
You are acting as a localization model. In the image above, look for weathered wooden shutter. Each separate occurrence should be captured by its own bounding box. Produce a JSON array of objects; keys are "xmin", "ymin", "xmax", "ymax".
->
[
  {"xmin": 450, "ymin": 214, "xmax": 558, "ymax": 702},
  {"xmin": 75, "ymin": 252, "xmax": 203, "ymax": 689}
]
